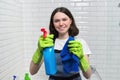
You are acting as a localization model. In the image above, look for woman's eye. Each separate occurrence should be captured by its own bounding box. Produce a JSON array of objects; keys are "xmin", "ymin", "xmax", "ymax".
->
[
  {"xmin": 54, "ymin": 19, "xmax": 59, "ymax": 22},
  {"xmin": 62, "ymin": 18, "xmax": 67, "ymax": 21}
]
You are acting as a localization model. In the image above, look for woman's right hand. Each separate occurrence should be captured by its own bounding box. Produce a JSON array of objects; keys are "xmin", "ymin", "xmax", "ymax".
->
[
  {"xmin": 32, "ymin": 34, "xmax": 54, "ymax": 64},
  {"xmin": 38, "ymin": 34, "xmax": 54, "ymax": 49}
]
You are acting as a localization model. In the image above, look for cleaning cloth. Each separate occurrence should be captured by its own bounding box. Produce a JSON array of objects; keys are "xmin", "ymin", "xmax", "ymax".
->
[{"xmin": 60, "ymin": 36, "xmax": 79, "ymax": 73}]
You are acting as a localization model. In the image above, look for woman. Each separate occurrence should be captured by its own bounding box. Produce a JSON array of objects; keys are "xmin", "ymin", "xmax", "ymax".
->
[{"xmin": 30, "ymin": 7, "xmax": 92, "ymax": 80}]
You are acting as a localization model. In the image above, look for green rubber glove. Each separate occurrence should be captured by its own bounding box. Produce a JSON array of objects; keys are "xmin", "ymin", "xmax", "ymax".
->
[
  {"xmin": 68, "ymin": 40, "xmax": 90, "ymax": 72},
  {"xmin": 32, "ymin": 48, "xmax": 43, "ymax": 64},
  {"xmin": 32, "ymin": 34, "xmax": 54, "ymax": 64},
  {"xmin": 38, "ymin": 34, "xmax": 54, "ymax": 48}
]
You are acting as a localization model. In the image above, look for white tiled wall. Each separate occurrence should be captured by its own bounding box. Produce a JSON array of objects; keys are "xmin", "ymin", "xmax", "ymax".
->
[
  {"xmin": 0, "ymin": 0, "xmax": 120, "ymax": 80},
  {"xmin": 0, "ymin": 0, "xmax": 24, "ymax": 80}
]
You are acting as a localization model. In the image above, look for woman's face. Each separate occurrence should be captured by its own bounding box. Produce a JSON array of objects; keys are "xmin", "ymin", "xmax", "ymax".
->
[{"xmin": 53, "ymin": 12, "xmax": 72, "ymax": 36}]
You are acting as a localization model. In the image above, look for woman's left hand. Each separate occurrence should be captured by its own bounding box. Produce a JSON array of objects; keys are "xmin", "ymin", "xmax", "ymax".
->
[{"xmin": 68, "ymin": 40, "xmax": 84, "ymax": 59}]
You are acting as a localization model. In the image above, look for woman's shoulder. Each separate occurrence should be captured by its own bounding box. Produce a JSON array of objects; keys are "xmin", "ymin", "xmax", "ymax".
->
[
  {"xmin": 75, "ymin": 36, "xmax": 92, "ymax": 54},
  {"xmin": 74, "ymin": 36, "xmax": 86, "ymax": 43}
]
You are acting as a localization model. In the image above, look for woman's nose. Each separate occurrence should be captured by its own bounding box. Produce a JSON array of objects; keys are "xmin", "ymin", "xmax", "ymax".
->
[{"xmin": 59, "ymin": 21, "xmax": 63, "ymax": 26}]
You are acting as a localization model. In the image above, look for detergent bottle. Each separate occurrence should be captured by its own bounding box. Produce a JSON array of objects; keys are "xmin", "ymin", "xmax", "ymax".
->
[
  {"xmin": 13, "ymin": 75, "xmax": 16, "ymax": 80},
  {"xmin": 41, "ymin": 28, "xmax": 57, "ymax": 75},
  {"xmin": 24, "ymin": 73, "xmax": 31, "ymax": 80}
]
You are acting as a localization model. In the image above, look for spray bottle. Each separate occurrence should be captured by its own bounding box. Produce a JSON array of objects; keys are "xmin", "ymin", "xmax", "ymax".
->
[{"xmin": 41, "ymin": 28, "xmax": 57, "ymax": 75}]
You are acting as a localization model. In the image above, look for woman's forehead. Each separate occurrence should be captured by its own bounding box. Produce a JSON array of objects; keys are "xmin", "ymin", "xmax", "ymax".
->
[{"xmin": 53, "ymin": 12, "xmax": 69, "ymax": 19}]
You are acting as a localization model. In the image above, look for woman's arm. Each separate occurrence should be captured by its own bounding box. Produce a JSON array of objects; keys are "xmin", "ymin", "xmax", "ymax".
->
[
  {"xmin": 82, "ymin": 54, "xmax": 92, "ymax": 79},
  {"xmin": 29, "ymin": 59, "xmax": 43, "ymax": 75}
]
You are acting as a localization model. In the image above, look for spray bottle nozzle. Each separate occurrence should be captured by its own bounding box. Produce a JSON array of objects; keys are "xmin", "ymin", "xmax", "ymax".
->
[{"xmin": 41, "ymin": 28, "xmax": 47, "ymax": 39}]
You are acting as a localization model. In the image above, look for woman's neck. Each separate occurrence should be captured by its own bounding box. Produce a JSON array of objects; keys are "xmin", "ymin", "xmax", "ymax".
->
[{"xmin": 58, "ymin": 33, "xmax": 69, "ymax": 39}]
